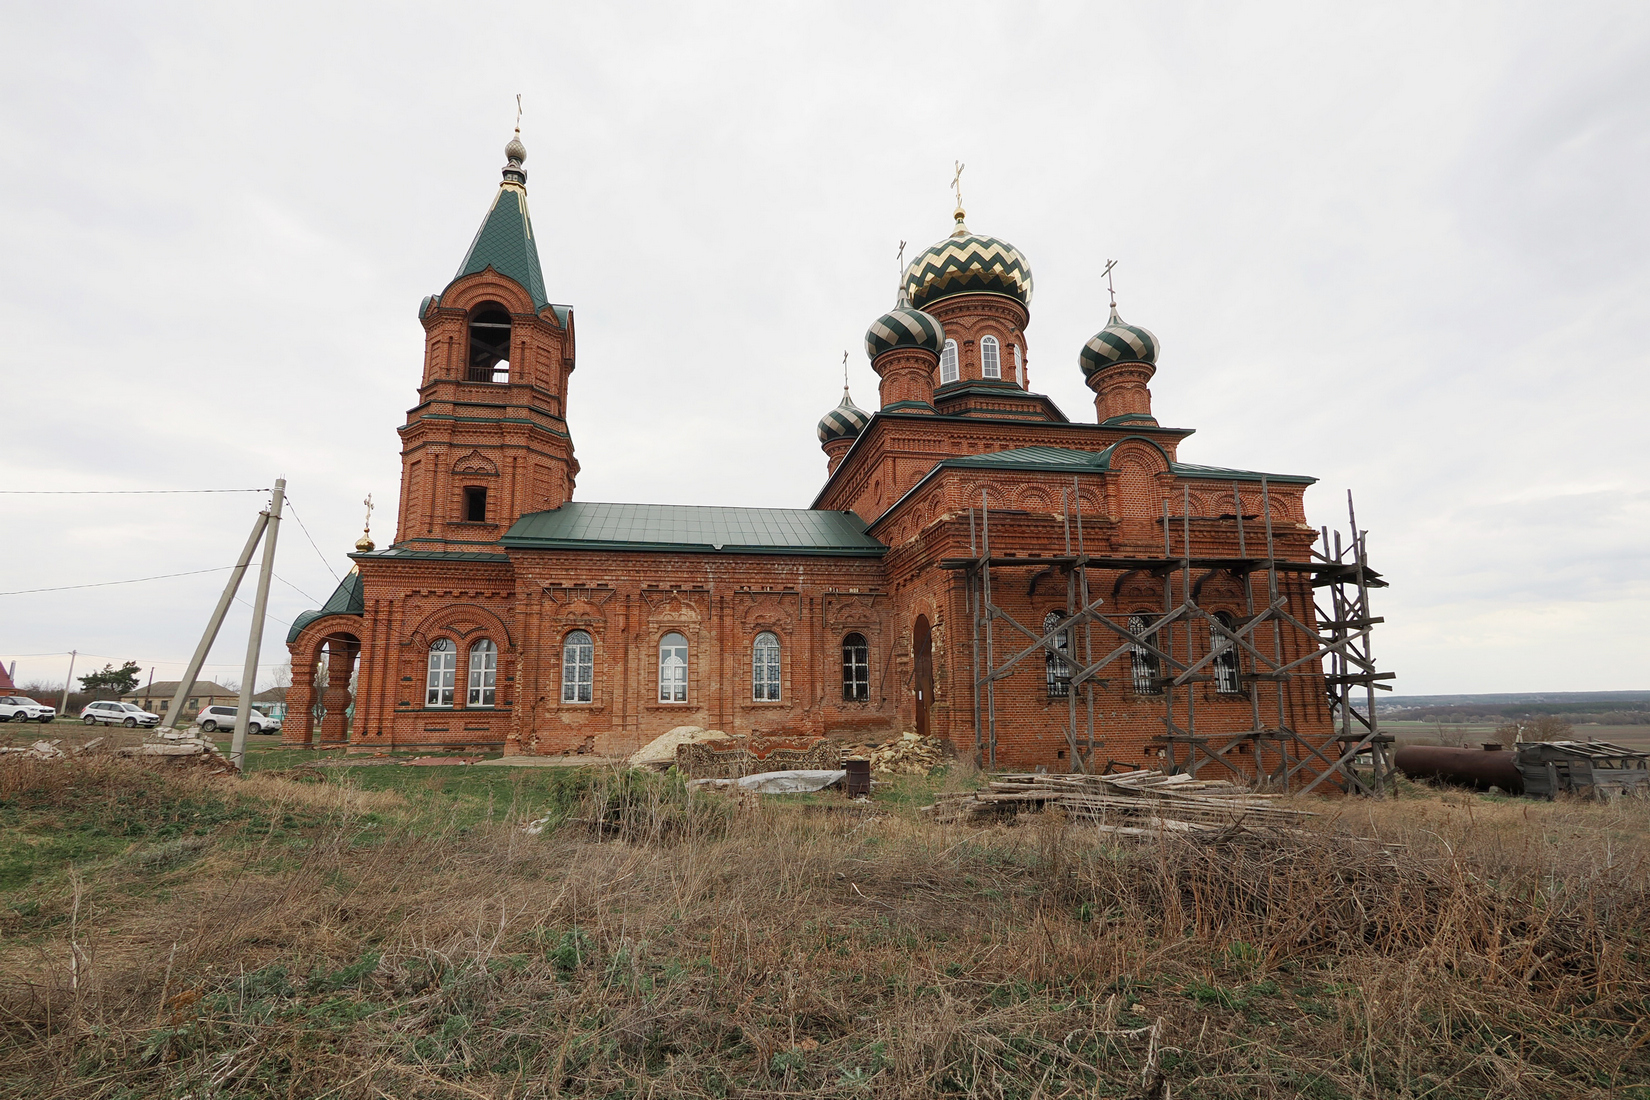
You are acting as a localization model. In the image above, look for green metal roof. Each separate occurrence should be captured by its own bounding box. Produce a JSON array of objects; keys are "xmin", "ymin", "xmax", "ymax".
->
[
  {"xmin": 285, "ymin": 569, "xmax": 365, "ymax": 644},
  {"xmin": 503, "ymin": 502, "xmax": 886, "ymax": 556},
  {"xmin": 941, "ymin": 444, "xmax": 1316, "ymax": 484},
  {"xmin": 452, "ymin": 186, "xmax": 549, "ymax": 309}
]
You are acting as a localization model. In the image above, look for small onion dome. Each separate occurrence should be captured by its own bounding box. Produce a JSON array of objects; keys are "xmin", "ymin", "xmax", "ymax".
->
[
  {"xmin": 864, "ymin": 302, "xmax": 944, "ymax": 361},
  {"xmin": 817, "ymin": 387, "xmax": 871, "ymax": 444},
  {"xmin": 1079, "ymin": 305, "xmax": 1161, "ymax": 378},
  {"xmin": 903, "ymin": 209, "xmax": 1034, "ymax": 310},
  {"xmin": 505, "ymin": 134, "xmax": 527, "ymax": 164}
]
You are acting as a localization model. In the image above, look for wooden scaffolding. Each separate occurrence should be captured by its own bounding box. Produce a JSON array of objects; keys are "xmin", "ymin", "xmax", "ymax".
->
[{"xmin": 943, "ymin": 480, "xmax": 1393, "ymax": 795}]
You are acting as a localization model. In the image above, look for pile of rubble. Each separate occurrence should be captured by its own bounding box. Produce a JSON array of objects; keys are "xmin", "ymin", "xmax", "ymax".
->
[
  {"xmin": 629, "ymin": 725, "xmax": 733, "ymax": 769},
  {"xmin": 922, "ymin": 769, "xmax": 1313, "ymax": 839},
  {"xmin": 117, "ymin": 728, "xmax": 240, "ymax": 773},
  {"xmin": 841, "ymin": 732, "xmax": 952, "ymax": 775},
  {"xmin": 0, "ymin": 738, "xmax": 76, "ymax": 761}
]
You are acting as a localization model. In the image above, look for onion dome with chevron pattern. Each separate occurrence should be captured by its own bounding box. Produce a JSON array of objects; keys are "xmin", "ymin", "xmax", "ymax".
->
[
  {"xmin": 864, "ymin": 284, "xmax": 944, "ymax": 361},
  {"xmin": 1079, "ymin": 305, "xmax": 1160, "ymax": 377},
  {"xmin": 817, "ymin": 386, "xmax": 871, "ymax": 444},
  {"xmin": 902, "ymin": 209, "xmax": 1034, "ymax": 310}
]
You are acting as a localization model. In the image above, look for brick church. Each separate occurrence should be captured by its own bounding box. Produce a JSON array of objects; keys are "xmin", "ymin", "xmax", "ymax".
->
[{"xmin": 283, "ymin": 130, "xmax": 1334, "ymax": 772}]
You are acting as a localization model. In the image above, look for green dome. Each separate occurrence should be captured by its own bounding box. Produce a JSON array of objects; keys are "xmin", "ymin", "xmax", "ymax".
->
[
  {"xmin": 903, "ymin": 212, "xmax": 1033, "ymax": 310},
  {"xmin": 1080, "ymin": 306, "xmax": 1160, "ymax": 377},
  {"xmin": 818, "ymin": 387, "xmax": 870, "ymax": 444}
]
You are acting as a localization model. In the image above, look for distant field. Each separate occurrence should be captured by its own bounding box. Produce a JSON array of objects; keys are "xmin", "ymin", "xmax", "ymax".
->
[{"xmin": 1381, "ymin": 720, "xmax": 1650, "ymax": 749}]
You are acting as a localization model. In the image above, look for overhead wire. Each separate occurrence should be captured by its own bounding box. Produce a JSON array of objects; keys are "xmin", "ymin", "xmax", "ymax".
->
[
  {"xmin": 0, "ymin": 566, "xmax": 236, "ymax": 597},
  {"xmin": 282, "ymin": 495, "xmax": 344, "ymax": 584},
  {"xmin": 0, "ymin": 488, "xmax": 270, "ymax": 495}
]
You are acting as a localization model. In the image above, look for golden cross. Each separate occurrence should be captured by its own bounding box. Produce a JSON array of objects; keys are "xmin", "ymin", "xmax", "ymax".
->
[
  {"xmin": 842, "ymin": 350, "xmax": 849, "ymax": 389},
  {"xmin": 951, "ymin": 161, "xmax": 965, "ymax": 209},
  {"xmin": 1102, "ymin": 258, "xmax": 1118, "ymax": 307},
  {"xmin": 362, "ymin": 493, "xmax": 374, "ymax": 536},
  {"xmin": 515, "ymin": 94, "xmax": 523, "ymax": 135}
]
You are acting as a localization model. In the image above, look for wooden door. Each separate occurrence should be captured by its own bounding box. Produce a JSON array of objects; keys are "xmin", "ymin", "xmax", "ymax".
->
[{"xmin": 913, "ymin": 615, "xmax": 933, "ymax": 739}]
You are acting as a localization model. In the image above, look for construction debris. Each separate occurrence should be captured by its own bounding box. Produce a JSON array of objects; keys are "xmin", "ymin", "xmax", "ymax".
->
[
  {"xmin": 841, "ymin": 732, "xmax": 950, "ymax": 775},
  {"xmin": 0, "ymin": 739, "xmax": 69, "ymax": 760},
  {"xmin": 630, "ymin": 725, "xmax": 733, "ymax": 769},
  {"xmin": 689, "ymin": 769, "xmax": 847, "ymax": 795},
  {"xmin": 116, "ymin": 728, "xmax": 239, "ymax": 773},
  {"xmin": 922, "ymin": 769, "xmax": 1314, "ymax": 839}
]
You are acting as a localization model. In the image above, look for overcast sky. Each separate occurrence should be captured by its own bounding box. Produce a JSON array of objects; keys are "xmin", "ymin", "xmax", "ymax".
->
[{"xmin": 1, "ymin": 3, "xmax": 1646, "ymax": 697}]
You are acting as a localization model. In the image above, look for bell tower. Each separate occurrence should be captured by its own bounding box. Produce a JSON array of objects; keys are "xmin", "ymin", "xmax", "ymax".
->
[{"xmin": 393, "ymin": 129, "xmax": 579, "ymax": 550}]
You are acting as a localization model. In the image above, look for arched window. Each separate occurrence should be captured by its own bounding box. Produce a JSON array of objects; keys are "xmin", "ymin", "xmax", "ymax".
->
[
  {"xmin": 425, "ymin": 638, "xmax": 456, "ymax": 707},
  {"xmin": 752, "ymin": 632, "xmax": 781, "ymax": 702},
  {"xmin": 467, "ymin": 303, "xmax": 511, "ymax": 383},
  {"xmin": 939, "ymin": 339, "xmax": 959, "ymax": 385},
  {"xmin": 842, "ymin": 632, "xmax": 870, "ymax": 702},
  {"xmin": 981, "ymin": 335, "xmax": 1001, "ymax": 379},
  {"xmin": 467, "ymin": 639, "xmax": 497, "ymax": 707},
  {"xmin": 1013, "ymin": 343, "xmax": 1024, "ymax": 386},
  {"xmin": 1129, "ymin": 614, "xmax": 1162, "ymax": 695},
  {"xmin": 658, "ymin": 632, "xmax": 688, "ymax": 703},
  {"xmin": 561, "ymin": 630, "xmax": 593, "ymax": 703},
  {"xmin": 1211, "ymin": 613, "xmax": 1241, "ymax": 694},
  {"xmin": 1043, "ymin": 611, "xmax": 1071, "ymax": 698}
]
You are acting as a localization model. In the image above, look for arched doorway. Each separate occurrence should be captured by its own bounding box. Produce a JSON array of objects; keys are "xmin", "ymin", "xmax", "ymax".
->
[{"xmin": 913, "ymin": 616, "xmax": 933, "ymax": 739}]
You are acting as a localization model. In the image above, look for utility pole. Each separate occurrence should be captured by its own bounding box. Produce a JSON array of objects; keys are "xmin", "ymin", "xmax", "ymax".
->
[
  {"xmin": 162, "ymin": 508, "xmax": 269, "ymax": 734},
  {"xmin": 59, "ymin": 651, "xmax": 76, "ymax": 714},
  {"xmin": 231, "ymin": 479, "xmax": 284, "ymax": 769}
]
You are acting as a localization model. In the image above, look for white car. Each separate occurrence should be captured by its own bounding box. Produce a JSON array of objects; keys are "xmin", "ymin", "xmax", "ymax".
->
[
  {"xmin": 0, "ymin": 696, "xmax": 56, "ymax": 723},
  {"xmin": 197, "ymin": 705, "xmax": 282, "ymax": 735},
  {"xmin": 81, "ymin": 701, "xmax": 161, "ymax": 728}
]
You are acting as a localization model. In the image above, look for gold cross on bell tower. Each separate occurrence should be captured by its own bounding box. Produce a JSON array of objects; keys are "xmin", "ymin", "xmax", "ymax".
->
[{"xmin": 950, "ymin": 161, "xmax": 967, "ymax": 233}]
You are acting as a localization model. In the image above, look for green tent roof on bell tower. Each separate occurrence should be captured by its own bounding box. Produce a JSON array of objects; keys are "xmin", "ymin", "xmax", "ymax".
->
[{"xmin": 451, "ymin": 131, "xmax": 549, "ymax": 310}]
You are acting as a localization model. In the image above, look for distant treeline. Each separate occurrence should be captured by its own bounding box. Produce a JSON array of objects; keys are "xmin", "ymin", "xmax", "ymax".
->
[{"xmin": 1387, "ymin": 702, "xmax": 1649, "ymax": 725}]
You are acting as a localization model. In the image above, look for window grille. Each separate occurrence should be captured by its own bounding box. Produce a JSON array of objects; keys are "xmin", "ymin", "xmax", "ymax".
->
[
  {"xmin": 752, "ymin": 632, "xmax": 781, "ymax": 702},
  {"xmin": 842, "ymin": 632, "xmax": 870, "ymax": 702},
  {"xmin": 658, "ymin": 632, "xmax": 688, "ymax": 703},
  {"xmin": 981, "ymin": 335, "xmax": 1001, "ymax": 379},
  {"xmin": 426, "ymin": 638, "xmax": 456, "ymax": 707},
  {"xmin": 1129, "ymin": 614, "xmax": 1162, "ymax": 695},
  {"xmin": 467, "ymin": 639, "xmax": 497, "ymax": 707},
  {"xmin": 939, "ymin": 340, "xmax": 959, "ymax": 384},
  {"xmin": 1043, "ymin": 611, "xmax": 1071, "ymax": 698},
  {"xmin": 1211, "ymin": 613, "xmax": 1241, "ymax": 694},
  {"xmin": 562, "ymin": 630, "xmax": 593, "ymax": 703}
]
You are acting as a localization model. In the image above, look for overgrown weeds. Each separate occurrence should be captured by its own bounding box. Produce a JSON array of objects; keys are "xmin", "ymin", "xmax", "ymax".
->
[{"xmin": 1, "ymin": 755, "xmax": 1647, "ymax": 1098}]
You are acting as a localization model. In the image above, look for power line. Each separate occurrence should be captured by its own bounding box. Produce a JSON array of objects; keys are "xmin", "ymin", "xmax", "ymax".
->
[
  {"xmin": 0, "ymin": 488, "xmax": 270, "ymax": 495},
  {"xmin": 282, "ymin": 495, "xmax": 343, "ymax": 585},
  {"xmin": 272, "ymin": 572, "xmax": 322, "ymax": 605},
  {"xmin": 0, "ymin": 566, "xmax": 235, "ymax": 597}
]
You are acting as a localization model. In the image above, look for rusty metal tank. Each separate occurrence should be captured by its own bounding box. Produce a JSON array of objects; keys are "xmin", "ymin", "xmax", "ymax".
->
[{"xmin": 1395, "ymin": 743, "xmax": 1524, "ymax": 793}]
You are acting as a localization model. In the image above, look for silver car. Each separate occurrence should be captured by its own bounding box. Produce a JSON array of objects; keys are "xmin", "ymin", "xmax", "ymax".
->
[
  {"xmin": 81, "ymin": 701, "xmax": 161, "ymax": 728},
  {"xmin": 0, "ymin": 696, "xmax": 55, "ymax": 723},
  {"xmin": 198, "ymin": 705, "xmax": 282, "ymax": 734}
]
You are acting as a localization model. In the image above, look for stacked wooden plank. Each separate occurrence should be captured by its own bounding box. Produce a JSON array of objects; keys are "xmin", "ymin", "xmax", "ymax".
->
[{"xmin": 922, "ymin": 769, "xmax": 1313, "ymax": 839}]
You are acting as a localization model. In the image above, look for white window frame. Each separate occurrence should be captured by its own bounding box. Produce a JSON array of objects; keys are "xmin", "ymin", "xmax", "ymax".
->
[
  {"xmin": 981, "ymin": 335, "xmax": 1001, "ymax": 379},
  {"xmin": 426, "ymin": 638, "xmax": 457, "ymax": 708},
  {"xmin": 1043, "ymin": 611, "xmax": 1071, "ymax": 698},
  {"xmin": 939, "ymin": 339, "xmax": 959, "ymax": 385},
  {"xmin": 467, "ymin": 639, "xmax": 497, "ymax": 707},
  {"xmin": 842, "ymin": 632, "xmax": 870, "ymax": 702},
  {"xmin": 752, "ymin": 631, "xmax": 781, "ymax": 702},
  {"xmin": 562, "ymin": 630, "xmax": 594, "ymax": 704},
  {"xmin": 1013, "ymin": 343, "xmax": 1024, "ymax": 387},
  {"xmin": 1211, "ymin": 614, "xmax": 1242, "ymax": 694},
  {"xmin": 659, "ymin": 632, "xmax": 688, "ymax": 703}
]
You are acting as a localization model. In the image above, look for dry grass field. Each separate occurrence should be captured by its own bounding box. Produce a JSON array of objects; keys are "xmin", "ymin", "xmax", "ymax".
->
[{"xmin": 2, "ymin": 753, "xmax": 1648, "ymax": 1099}]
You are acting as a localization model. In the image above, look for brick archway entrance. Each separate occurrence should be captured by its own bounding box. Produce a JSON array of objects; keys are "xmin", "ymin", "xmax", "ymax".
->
[{"xmin": 913, "ymin": 615, "xmax": 933, "ymax": 739}]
